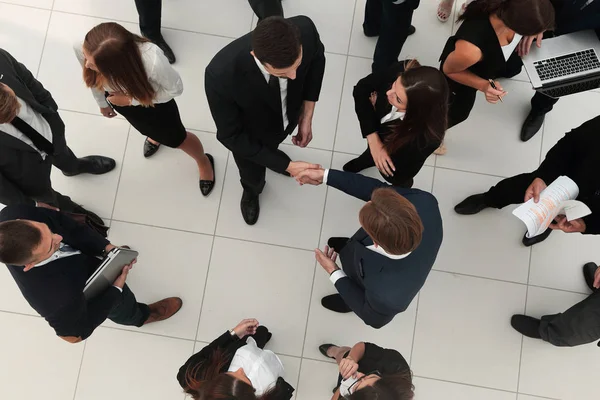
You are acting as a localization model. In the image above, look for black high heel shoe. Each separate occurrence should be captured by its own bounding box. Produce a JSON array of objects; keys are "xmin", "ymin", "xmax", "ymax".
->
[{"xmin": 199, "ymin": 154, "xmax": 215, "ymax": 197}]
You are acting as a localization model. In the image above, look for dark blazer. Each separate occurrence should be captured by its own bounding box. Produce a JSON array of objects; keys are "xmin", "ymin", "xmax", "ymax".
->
[
  {"xmin": 177, "ymin": 326, "xmax": 294, "ymax": 399},
  {"xmin": 552, "ymin": 0, "xmax": 600, "ymax": 35},
  {"xmin": 0, "ymin": 205, "xmax": 120, "ymax": 339},
  {"xmin": 205, "ymin": 16, "xmax": 326, "ymax": 174},
  {"xmin": 327, "ymin": 170, "xmax": 443, "ymax": 329},
  {"xmin": 534, "ymin": 115, "xmax": 600, "ymax": 234},
  {"xmin": 0, "ymin": 48, "xmax": 65, "ymax": 206},
  {"xmin": 353, "ymin": 62, "xmax": 442, "ymax": 182}
]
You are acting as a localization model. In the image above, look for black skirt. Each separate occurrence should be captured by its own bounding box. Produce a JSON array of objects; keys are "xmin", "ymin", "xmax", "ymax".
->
[{"xmin": 110, "ymin": 98, "xmax": 187, "ymax": 148}]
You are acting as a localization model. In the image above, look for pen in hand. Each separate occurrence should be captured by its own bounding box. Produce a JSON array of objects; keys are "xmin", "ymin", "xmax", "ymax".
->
[{"xmin": 488, "ymin": 79, "xmax": 504, "ymax": 103}]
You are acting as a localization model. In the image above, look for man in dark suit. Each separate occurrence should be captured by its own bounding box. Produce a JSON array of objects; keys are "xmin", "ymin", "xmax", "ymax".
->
[
  {"xmin": 0, "ymin": 49, "xmax": 114, "ymax": 220},
  {"xmin": 134, "ymin": 0, "xmax": 175, "ymax": 63},
  {"xmin": 295, "ymin": 168, "xmax": 443, "ymax": 329},
  {"xmin": 519, "ymin": 0, "xmax": 600, "ymax": 141},
  {"xmin": 205, "ymin": 16, "xmax": 326, "ymax": 225},
  {"xmin": 0, "ymin": 204, "xmax": 182, "ymax": 343},
  {"xmin": 455, "ymin": 115, "xmax": 600, "ymax": 246}
]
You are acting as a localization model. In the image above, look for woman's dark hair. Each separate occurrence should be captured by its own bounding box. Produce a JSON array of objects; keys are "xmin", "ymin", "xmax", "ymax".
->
[
  {"xmin": 182, "ymin": 349, "xmax": 231, "ymax": 399},
  {"xmin": 383, "ymin": 59, "xmax": 449, "ymax": 154},
  {"xmin": 347, "ymin": 371, "xmax": 415, "ymax": 400},
  {"xmin": 252, "ymin": 16, "xmax": 302, "ymax": 69},
  {"xmin": 82, "ymin": 22, "xmax": 156, "ymax": 106},
  {"xmin": 459, "ymin": 0, "xmax": 555, "ymax": 36},
  {"xmin": 0, "ymin": 220, "xmax": 42, "ymax": 265},
  {"xmin": 191, "ymin": 373, "xmax": 286, "ymax": 400}
]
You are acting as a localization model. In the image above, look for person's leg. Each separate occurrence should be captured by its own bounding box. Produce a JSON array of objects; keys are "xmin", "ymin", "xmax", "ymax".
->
[
  {"xmin": 177, "ymin": 132, "xmax": 214, "ymax": 181},
  {"xmin": 233, "ymin": 153, "xmax": 267, "ymax": 197},
  {"xmin": 363, "ymin": 0, "xmax": 383, "ymax": 37},
  {"xmin": 447, "ymin": 84, "xmax": 477, "ymax": 129},
  {"xmin": 108, "ymin": 284, "xmax": 151, "ymax": 327},
  {"xmin": 520, "ymin": 92, "xmax": 559, "ymax": 142},
  {"xmin": 437, "ymin": 0, "xmax": 456, "ymax": 22},
  {"xmin": 343, "ymin": 147, "xmax": 376, "ymax": 173},
  {"xmin": 248, "ymin": 0, "xmax": 283, "ymax": 21},
  {"xmin": 134, "ymin": 0, "xmax": 176, "ymax": 63},
  {"xmin": 483, "ymin": 172, "xmax": 536, "ymax": 209}
]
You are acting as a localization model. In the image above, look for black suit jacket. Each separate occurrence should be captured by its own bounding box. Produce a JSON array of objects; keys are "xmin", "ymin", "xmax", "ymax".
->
[
  {"xmin": 0, "ymin": 48, "xmax": 64, "ymax": 206},
  {"xmin": 327, "ymin": 170, "xmax": 443, "ymax": 328},
  {"xmin": 552, "ymin": 0, "xmax": 600, "ymax": 35},
  {"xmin": 0, "ymin": 205, "xmax": 120, "ymax": 339},
  {"xmin": 205, "ymin": 16, "xmax": 326, "ymax": 173}
]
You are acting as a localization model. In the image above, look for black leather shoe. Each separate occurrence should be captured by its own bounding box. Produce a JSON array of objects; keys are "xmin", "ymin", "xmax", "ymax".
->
[
  {"xmin": 511, "ymin": 315, "xmax": 542, "ymax": 339},
  {"xmin": 199, "ymin": 154, "xmax": 215, "ymax": 197},
  {"xmin": 318, "ymin": 343, "xmax": 337, "ymax": 360},
  {"xmin": 522, "ymin": 228, "xmax": 552, "ymax": 247},
  {"xmin": 520, "ymin": 110, "xmax": 546, "ymax": 142},
  {"xmin": 64, "ymin": 155, "xmax": 116, "ymax": 176},
  {"xmin": 72, "ymin": 204, "xmax": 105, "ymax": 226},
  {"xmin": 408, "ymin": 25, "xmax": 416, "ymax": 36},
  {"xmin": 153, "ymin": 37, "xmax": 176, "ymax": 64},
  {"xmin": 144, "ymin": 138, "xmax": 161, "ymax": 158},
  {"xmin": 327, "ymin": 237, "xmax": 350, "ymax": 253},
  {"xmin": 583, "ymin": 262, "xmax": 599, "ymax": 292},
  {"xmin": 454, "ymin": 194, "xmax": 488, "ymax": 215},
  {"xmin": 321, "ymin": 294, "xmax": 352, "ymax": 313},
  {"xmin": 241, "ymin": 189, "xmax": 260, "ymax": 225}
]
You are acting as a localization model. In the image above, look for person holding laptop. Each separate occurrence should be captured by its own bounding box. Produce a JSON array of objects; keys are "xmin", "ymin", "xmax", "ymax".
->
[{"xmin": 0, "ymin": 204, "xmax": 182, "ymax": 343}]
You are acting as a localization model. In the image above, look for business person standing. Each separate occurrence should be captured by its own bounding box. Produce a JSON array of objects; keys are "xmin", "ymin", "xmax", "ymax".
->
[
  {"xmin": 0, "ymin": 49, "xmax": 114, "ymax": 220},
  {"xmin": 205, "ymin": 16, "xmax": 326, "ymax": 225},
  {"xmin": 134, "ymin": 0, "xmax": 175, "ymax": 63},
  {"xmin": 295, "ymin": 168, "xmax": 443, "ymax": 329}
]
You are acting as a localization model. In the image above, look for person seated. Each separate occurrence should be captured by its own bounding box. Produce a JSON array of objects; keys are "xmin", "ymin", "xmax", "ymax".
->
[
  {"xmin": 318, "ymin": 341, "xmax": 414, "ymax": 400},
  {"xmin": 0, "ymin": 204, "xmax": 182, "ymax": 343},
  {"xmin": 344, "ymin": 59, "xmax": 448, "ymax": 187},
  {"xmin": 177, "ymin": 318, "xmax": 293, "ymax": 400},
  {"xmin": 295, "ymin": 168, "xmax": 443, "ymax": 329},
  {"xmin": 454, "ymin": 115, "xmax": 600, "ymax": 246},
  {"xmin": 511, "ymin": 262, "xmax": 600, "ymax": 347}
]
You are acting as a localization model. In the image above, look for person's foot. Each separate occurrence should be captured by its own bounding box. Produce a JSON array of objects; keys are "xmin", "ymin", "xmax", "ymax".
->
[
  {"xmin": 520, "ymin": 110, "xmax": 546, "ymax": 142},
  {"xmin": 241, "ymin": 189, "xmax": 260, "ymax": 225},
  {"xmin": 583, "ymin": 262, "xmax": 599, "ymax": 292},
  {"xmin": 437, "ymin": 0, "xmax": 454, "ymax": 22},
  {"xmin": 433, "ymin": 143, "xmax": 447, "ymax": 155},
  {"xmin": 328, "ymin": 237, "xmax": 350, "ymax": 253},
  {"xmin": 510, "ymin": 315, "xmax": 542, "ymax": 339},
  {"xmin": 72, "ymin": 204, "xmax": 105, "ymax": 226},
  {"xmin": 63, "ymin": 156, "xmax": 116, "ymax": 176},
  {"xmin": 143, "ymin": 297, "xmax": 183, "ymax": 325},
  {"xmin": 199, "ymin": 154, "xmax": 215, "ymax": 197},
  {"xmin": 144, "ymin": 138, "xmax": 161, "ymax": 158},
  {"xmin": 153, "ymin": 36, "xmax": 176, "ymax": 64},
  {"xmin": 454, "ymin": 194, "xmax": 488, "ymax": 215},
  {"xmin": 321, "ymin": 294, "xmax": 352, "ymax": 313},
  {"xmin": 407, "ymin": 25, "xmax": 416, "ymax": 36},
  {"xmin": 522, "ymin": 228, "xmax": 552, "ymax": 247},
  {"xmin": 318, "ymin": 343, "xmax": 338, "ymax": 360}
]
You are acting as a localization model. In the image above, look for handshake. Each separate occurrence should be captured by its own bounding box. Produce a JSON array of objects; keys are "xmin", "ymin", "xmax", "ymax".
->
[{"xmin": 286, "ymin": 161, "xmax": 326, "ymax": 186}]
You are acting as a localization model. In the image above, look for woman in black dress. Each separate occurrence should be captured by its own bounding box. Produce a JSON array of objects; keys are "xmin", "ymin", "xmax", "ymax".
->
[{"xmin": 344, "ymin": 60, "xmax": 449, "ymax": 187}]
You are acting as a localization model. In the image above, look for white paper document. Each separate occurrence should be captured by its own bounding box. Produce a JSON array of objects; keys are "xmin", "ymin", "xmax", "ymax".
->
[{"xmin": 512, "ymin": 176, "xmax": 592, "ymax": 238}]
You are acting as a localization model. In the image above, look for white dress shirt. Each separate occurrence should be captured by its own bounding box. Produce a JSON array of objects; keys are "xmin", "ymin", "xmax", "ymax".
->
[
  {"xmin": 502, "ymin": 33, "xmax": 523, "ymax": 61},
  {"xmin": 0, "ymin": 97, "xmax": 53, "ymax": 158},
  {"xmin": 253, "ymin": 56, "xmax": 289, "ymax": 130},
  {"xmin": 228, "ymin": 337, "xmax": 284, "ymax": 396},
  {"xmin": 34, "ymin": 243, "xmax": 81, "ymax": 267},
  {"xmin": 380, "ymin": 106, "xmax": 405, "ymax": 124},
  {"xmin": 74, "ymin": 41, "xmax": 183, "ymax": 108}
]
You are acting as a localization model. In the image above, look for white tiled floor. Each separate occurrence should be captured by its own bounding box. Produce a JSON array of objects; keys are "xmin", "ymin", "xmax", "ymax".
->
[{"xmin": 1, "ymin": 1, "xmax": 598, "ymax": 400}]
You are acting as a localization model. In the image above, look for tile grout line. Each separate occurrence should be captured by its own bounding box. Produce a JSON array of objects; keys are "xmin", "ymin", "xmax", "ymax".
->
[
  {"xmin": 32, "ymin": 0, "xmax": 54, "ymax": 78},
  {"xmin": 107, "ymin": 125, "xmax": 133, "ymax": 221},
  {"xmin": 517, "ymin": 244, "xmax": 535, "ymax": 394},
  {"xmin": 71, "ymin": 340, "xmax": 87, "ymax": 400}
]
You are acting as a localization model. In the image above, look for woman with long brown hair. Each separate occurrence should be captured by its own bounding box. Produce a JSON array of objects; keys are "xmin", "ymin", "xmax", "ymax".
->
[
  {"xmin": 75, "ymin": 22, "xmax": 215, "ymax": 196},
  {"xmin": 344, "ymin": 59, "xmax": 449, "ymax": 187}
]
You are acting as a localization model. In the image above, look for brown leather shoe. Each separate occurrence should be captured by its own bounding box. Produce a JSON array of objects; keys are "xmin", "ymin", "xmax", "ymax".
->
[{"xmin": 143, "ymin": 297, "xmax": 183, "ymax": 325}]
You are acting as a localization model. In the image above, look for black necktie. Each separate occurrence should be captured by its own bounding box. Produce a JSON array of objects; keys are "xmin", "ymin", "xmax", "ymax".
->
[
  {"xmin": 268, "ymin": 74, "xmax": 282, "ymax": 109},
  {"xmin": 10, "ymin": 116, "xmax": 54, "ymax": 154}
]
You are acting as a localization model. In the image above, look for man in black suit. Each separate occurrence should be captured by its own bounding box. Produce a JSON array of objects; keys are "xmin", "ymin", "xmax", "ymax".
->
[
  {"xmin": 205, "ymin": 16, "xmax": 326, "ymax": 225},
  {"xmin": 134, "ymin": 0, "xmax": 175, "ymax": 63},
  {"xmin": 296, "ymin": 168, "xmax": 443, "ymax": 329},
  {"xmin": 518, "ymin": 0, "xmax": 600, "ymax": 141},
  {"xmin": 455, "ymin": 115, "xmax": 600, "ymax": 246},
  {"xmin": 0, "ymin": 49, "xmax": 114, "ymax": 220},
  {"xmin": 0, "ymin": 204, "xmax": 182, "ymax": 343}
]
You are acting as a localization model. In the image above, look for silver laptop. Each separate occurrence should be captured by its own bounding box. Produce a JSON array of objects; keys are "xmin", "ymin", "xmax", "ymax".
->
[
  {"xmin": 83, "ymin": 248, "xmax": 139, "ymax": 300},
  {"xmin": 522, "ymin": 30, "xmax": 600, "ymax": 98}
]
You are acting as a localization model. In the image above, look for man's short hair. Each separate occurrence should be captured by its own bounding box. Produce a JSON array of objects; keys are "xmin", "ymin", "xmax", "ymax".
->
[
  {"xmin": 0, "ymin": 220, "xmax": 42, "ymax": 265},
  {"xmin": 359, "ymin": 188, "xmax": 424, "ymax": 255},
  {"xmin": 0, "ymin": 83, "xmax": 20, "ymax": 124},
  {"xmin": 252, "ymin": 16, "xmax": 301, "ymax": 69}
]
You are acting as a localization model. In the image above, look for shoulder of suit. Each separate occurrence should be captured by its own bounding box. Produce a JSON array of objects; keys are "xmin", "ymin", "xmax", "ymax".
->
[{"xmin": 0, "ymin": 204, "xmax": 44, "ymax": 223}]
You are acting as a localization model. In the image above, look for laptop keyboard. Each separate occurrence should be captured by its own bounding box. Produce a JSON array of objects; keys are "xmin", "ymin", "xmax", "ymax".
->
[
  {"xmin": 540, "ymin": 76, "xmax": 600, "ymax": 98},
  {"xmin": 534, "ymin": 48, "xmax": 600, "ymax": 81}
]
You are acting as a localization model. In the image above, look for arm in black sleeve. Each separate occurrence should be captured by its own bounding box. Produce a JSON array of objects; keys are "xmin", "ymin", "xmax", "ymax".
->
[
  {"xmin": 327, "ymin": 169, "xmax": 416, "ymax": 202},
  {"xmin": 0, "ymin": 171, "xmax": 36, "ymax": 206},
  {"xmin": 582, "ymin": 198, "xmax": 600, "ymax": 235},
  {"xmin": 204, "ymin": 68, "xmax": 291, "ymax": 173},
  {"xmin": 334, "ymin": 278, "xmax": 392, "ymax": 329},
  {"xmin": 302, "ymin": 18, "xmax": 326, "ymax": 101},
  {"xmin": 50, "ymin": 209, "xmax": 109, "ymax": 255}
]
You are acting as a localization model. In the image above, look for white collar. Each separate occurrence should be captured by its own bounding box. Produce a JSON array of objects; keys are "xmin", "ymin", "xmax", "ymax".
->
[
  {"xmin": 366, "ymin": 244, "xmax": 411, "ymax": 260},
  {"xmin": 253, "ymin": 56, "xmax": 271, "ymax": 77}
]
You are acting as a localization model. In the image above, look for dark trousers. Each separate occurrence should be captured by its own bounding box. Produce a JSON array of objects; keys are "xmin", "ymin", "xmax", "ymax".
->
[
  {"xmin": 483, "ymin": 172, "xmax": 534, "ymax": 209},
  {"xmin": 108, "ymin": 284, "xmax": 150, "ymax": 327},
  {"xmin": 135, "ymin": 0, "xmax": 162, "ymax": 41},
  {"xmin": 530, "ymin": 91, "xmax": 559, "ymax": 115},
  {"xmin": 540, "ymin": 290, "xmax": 600, "ymax": 347},
  {"xmin": 364, "ymin": 0, "xmax": 420, "ymax": 73},
  {"xmin": 247, "ymin": 0, "xmax": 283, "ymax": 21},
  {"xmin": 350, "ymin": 148, "xmax": 414, "ymax": 187}
]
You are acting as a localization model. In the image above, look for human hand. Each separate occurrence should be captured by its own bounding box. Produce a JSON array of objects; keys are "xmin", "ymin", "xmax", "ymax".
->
[
  {"xmin": 369, "ymin": 91, "xmax": 377, "ymax": 108},
  {"xmin": 104, "ymin": 244, "xmax": 118, "ymax": 254},
  {"xmin": 107, "ymin": 93, "xmax": 132, "ymax": 107},
  {"xmin": 36, "ymin": 202, "xmax": 59, "ymax": 211},
  {"xmin": 549, "ymin": 215, "xmax": 587, "ymax": 233},
  {"xmin": 232, "ymin": 318, "xmax": 259, "ymax": 338},
  {"xmin": 593, "ymin": 266, "xmax": 600, "ymax": 289},
  {"xmin": 367, "ymin": 134, "xmax": 395, "ymax": 177},
  {"xmin": 286, "ymin": 161, "xmax": 321, "ymax": 177},
  {"xmin": 295, "ymin": 168, "xmax": 325, "ymax": 186},
  {"xmin": 292, "ymin": 120, "xmax": 313, "ymax": 148},
  {"xmin": 113, "ymin": 260, "xmax": 136, "ymax": 289},
  {"xmin": 524, "ymin": 178, "xmax": 547, "ymax": 203},
  {"xmin": 339, "ymin": 356, "xmax": 359, "ymax": 380},
  {"xmin": 100, "ymin": 107, "xmax": 117, "ymax": 118},
  {"xmin": 315, "ymin": 245, "xmax": 339, "ymax": 275},
  {"xmin": 517, "ymin": 33, "xmax": 544, "ymax": 57},
  {"xmin": 483, "ymin": 80, "xmax": 507, "ymax": 104}
]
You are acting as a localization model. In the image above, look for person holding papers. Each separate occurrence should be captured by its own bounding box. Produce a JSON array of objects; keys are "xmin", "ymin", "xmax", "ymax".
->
[
  {"xmin": 0, "ymin": 204, "xmax": 182, "ymax": 343},
  {"xmin": 454, "ymin": 115, "xmax": 600, "ymax": 246}
]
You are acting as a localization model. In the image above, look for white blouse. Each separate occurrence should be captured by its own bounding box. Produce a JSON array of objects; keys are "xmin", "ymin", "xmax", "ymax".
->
[{"xmin": 74, "ymin": 41, "xmax": 183, "ymax": 108}]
